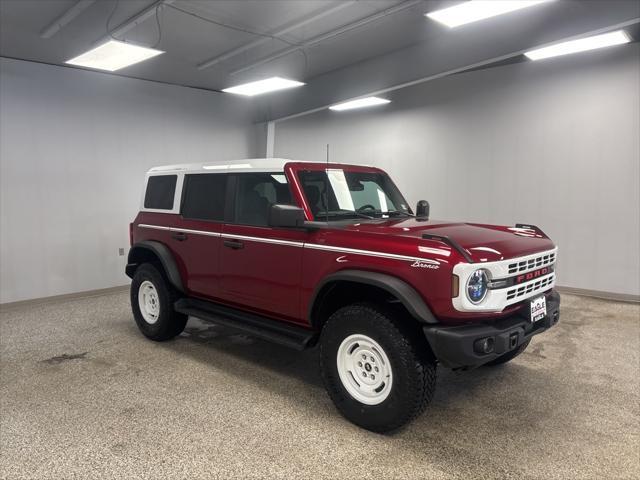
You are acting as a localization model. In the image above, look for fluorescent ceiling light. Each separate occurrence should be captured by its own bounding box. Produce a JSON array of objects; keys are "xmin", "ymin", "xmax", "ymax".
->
[
  {"xmin": 426, "ymin": 0, "xmax": 552, "ymax": 28},
  {"xmin": 66, "ymin": 40, "xmax": 163, "ymax": 71},
  {"xmin": 329, "ymin": 97, "xmax": 391, "ymax": 111},
  {"xmin": 222, "ymin": 77, "xmax": 305, "ymax": 96},
  {"xmin": 525, "ymin": 30, "xmax": 631, "ymax": 61}
]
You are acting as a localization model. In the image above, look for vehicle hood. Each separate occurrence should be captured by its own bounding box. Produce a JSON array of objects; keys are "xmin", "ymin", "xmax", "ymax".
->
[{"xmin": 342, "ymin": 218, "xmax": 555, "ymax": 262}]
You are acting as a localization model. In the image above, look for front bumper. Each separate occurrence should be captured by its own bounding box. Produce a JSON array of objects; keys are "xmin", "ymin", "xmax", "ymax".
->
[{"xmin": 424, "ymin": 290, "xmax": 560, "ymax": 369}]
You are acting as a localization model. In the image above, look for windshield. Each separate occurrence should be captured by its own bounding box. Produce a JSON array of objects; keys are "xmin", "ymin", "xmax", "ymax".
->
[{"xmin": 298, "ymin": 169, "xmax": 411, "ymax": 220}]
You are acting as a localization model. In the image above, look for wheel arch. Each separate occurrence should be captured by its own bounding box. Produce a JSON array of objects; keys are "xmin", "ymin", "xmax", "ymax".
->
[
  {"xmin": 309, "ymin": 270, "xmax": 438, "ymax": 329},
  {"xmin": 125, "ymin": 241, "xmax": 185, "ymax": 293}
]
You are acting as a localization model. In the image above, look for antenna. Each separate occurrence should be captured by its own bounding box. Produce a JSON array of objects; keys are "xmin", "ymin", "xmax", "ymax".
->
[{"xmin": 325, "ymin": 144, "xmax": 330, "ymax": 224}]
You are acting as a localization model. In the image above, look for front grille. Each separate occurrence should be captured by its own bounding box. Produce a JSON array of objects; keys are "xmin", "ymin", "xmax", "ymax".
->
[
  {"xmin": 508, "ymin": 251, "xmax": 556, "ymax": 275},
  {"xmin": 506, "ymin": 274, "xmax": 554, "ymax": 301}
]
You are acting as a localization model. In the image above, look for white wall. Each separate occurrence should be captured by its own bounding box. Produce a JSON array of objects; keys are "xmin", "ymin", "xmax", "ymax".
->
[
  {"xmin": 0, "ymin": 58, "xmax": 260, "ymax": 303},
  {"xmin": 274, "ymin": 44, "xmax": 640, "ymax": 297}
]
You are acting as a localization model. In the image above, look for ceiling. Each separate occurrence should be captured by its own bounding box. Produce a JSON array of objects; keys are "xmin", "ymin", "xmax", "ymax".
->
[
  {"xmin": 1, "ymin": 0, "xmax": 639, "ymax": 121},
  {"xmin": 0, "ymin": 0, "xmax": 440, "ymax": 89}
]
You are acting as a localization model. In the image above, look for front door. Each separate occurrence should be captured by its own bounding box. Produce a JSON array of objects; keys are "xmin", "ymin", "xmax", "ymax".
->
[{"xmin": 219, "ymin": 172, "xmax": 307, "ymax": 323}]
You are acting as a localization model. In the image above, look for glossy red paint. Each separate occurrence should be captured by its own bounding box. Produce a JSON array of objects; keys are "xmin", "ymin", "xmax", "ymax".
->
[{"xmin": 131, "ymin": 162, "xmax": 556, "ymax": 326}]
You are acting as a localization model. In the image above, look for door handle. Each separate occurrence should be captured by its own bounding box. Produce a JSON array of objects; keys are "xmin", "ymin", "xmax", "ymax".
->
[
  {"xmin": 223, "ymin": 240, "xmax": 244, "ymax": 250},
  {"xmin": 172, "ymin": 231, "xmax": 187, "ymax": 241}
]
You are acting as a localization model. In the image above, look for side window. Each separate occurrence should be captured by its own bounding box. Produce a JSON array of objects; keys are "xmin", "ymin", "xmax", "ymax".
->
[
  {"xmin": 234, "ymin": 173, "xmax": 293, "ymax": 226},
  {"xmin": 181, "ymin": 174, "xmax": 226, "ymax": 221},
  {"xmin": 144, "ymin": 175, "xmax": 177, "ymax": 210}
]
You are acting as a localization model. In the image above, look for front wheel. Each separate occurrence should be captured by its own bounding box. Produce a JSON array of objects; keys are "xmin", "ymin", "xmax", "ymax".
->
[
  {"xmin": 320, "ymin": 303, "xmax": 437, "ymax": 433},
  {"xmin": 130, "ymin": 263, "xmax": 187, "ymax": 341}
]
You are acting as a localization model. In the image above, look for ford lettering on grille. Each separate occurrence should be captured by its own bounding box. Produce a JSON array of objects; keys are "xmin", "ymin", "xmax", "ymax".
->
[{"xmin": 515, "ymin": 266, "xmax": 552, "ymax": 284}]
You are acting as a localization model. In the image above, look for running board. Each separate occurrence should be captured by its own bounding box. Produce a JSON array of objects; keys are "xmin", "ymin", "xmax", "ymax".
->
[{"xmin": 174, "ymin": 298, "xmax": 316, "ymax": 350}]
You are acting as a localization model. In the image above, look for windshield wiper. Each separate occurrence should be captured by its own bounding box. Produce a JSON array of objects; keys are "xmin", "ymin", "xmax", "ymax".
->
[
  {"xmin": 383, "ymin": 210, "xmax": 414, "ymax": 217},
  {"xmin": 316, "ymin": 211, "xmax": 375, "ymax": 220}
]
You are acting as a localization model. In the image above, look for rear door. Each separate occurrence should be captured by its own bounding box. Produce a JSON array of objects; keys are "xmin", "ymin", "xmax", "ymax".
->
[
  {"xmin": 170, "ymin": 173, "xmax": 228, "ymax": 299},
  {"xmin": 219, "ymin": 172, "xmax": 307, "ymax": 323}
]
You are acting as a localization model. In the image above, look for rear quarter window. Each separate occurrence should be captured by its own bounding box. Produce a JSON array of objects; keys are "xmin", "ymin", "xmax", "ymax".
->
[{"xmin": 144, "ymin": 175, "xmax": 177, "ymax": 210}]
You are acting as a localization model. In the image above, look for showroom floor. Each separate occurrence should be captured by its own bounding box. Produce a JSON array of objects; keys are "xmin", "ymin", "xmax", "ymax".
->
[{"xmin": 1, "ymin": 291, "xmax": 638, "ymax": 479}]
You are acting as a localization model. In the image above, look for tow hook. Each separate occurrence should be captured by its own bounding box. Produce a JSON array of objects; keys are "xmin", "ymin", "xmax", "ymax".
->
[{"xmin": 509, "ymin": 332, "xmax": 519, "ymax": 350}]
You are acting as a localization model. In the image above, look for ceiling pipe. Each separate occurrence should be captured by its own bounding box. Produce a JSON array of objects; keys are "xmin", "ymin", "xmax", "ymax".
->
[
  {"xmin": 197, "ymin": 1, "xmax": 357, "ymax": 70},
  {"xmin": 271, "ymin": 17, "xmax": 640, "ymax": 124},
  {"xmin": 40, "ymin": 0, "xmax": 97, "ymax": 39},
  {"xmin": 229, "ymin": 0, "xmax": 424, "ymax": 76},
  {"xmin": 93, "ymin": 0, "xmax": 175, "ymax": 46}
]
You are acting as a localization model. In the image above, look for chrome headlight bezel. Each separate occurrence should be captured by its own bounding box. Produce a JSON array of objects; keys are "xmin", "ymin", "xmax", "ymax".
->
[{"xmin": 466, "ymin": 269, "xmax": 489, "ymax": 304}]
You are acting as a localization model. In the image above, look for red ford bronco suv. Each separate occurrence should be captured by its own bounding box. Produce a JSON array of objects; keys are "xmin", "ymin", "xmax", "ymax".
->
[{"xmin": 126, "ymin": 159, "xmax": 560, "ymax": 432}]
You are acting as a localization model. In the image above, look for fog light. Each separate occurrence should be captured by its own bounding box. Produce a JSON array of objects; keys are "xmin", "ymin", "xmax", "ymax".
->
[{"xmin": 474, "ymin": 337, "xmax": 495, "ymax": 354}]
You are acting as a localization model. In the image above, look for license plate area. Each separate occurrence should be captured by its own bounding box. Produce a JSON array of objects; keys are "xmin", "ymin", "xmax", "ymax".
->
[{"xmin": 530, "ymin": 296, "xmax": 547, "ymax": 322}]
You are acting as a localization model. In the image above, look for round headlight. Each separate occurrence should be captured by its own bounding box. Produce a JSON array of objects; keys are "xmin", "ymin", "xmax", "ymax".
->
[{"xmin": 466, "ymin": 269, "xmax": 489, "ymax": 304}]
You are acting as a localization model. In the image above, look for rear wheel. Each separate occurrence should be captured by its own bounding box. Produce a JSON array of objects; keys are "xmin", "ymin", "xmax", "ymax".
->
[
  {"xmin": 485, "ymin": 339, "xmax": 531, "ymax": 366},
  {"xmin": 130, "ymin": 263, "xmax": 187, "ymax": 341},
  {"xmin": 320, "ymin": 303, "xmax": 437, "ymax": 433}
]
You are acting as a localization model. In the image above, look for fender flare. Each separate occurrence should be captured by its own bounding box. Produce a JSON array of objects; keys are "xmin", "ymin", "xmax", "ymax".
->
[
  {"xmin": 309, "ymin": 269, "xmax": 438, "ymax": 325},
  {"xmin": 125, "ymin": 241, "xmax": 185, "ymax": 293}
]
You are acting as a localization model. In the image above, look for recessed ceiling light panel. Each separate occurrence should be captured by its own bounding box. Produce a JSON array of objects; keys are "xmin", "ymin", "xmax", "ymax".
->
[
  {"xmin": 329, "ymin": 97, "xmax": 391, "ymax": 111},
  {"xmin": 426, "ymin": 0, "xmax": 552, "ymax": 28},
  {"xmin": 222, "ymin": 77, "xmax": 305, "ymax": 96},
  {"xmin": 525, "ymin": 30, "xmax": 631, "ymax": 61},
  {"xmin": 66, "ymin": 40, "xmax": 164, "ymax": 71}
]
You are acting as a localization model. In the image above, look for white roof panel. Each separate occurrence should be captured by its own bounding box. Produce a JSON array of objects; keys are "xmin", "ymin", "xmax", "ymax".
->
[{"xmin": 147, "ymin": 158, "xmax": 304, "ymax": 175}]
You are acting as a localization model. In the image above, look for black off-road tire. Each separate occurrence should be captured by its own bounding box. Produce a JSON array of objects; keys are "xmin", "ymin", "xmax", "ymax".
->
[
  {"xmin": 130, "ymin": 263, "xmax": 187, "ymax": 341},
  {"xmin": 320, "ymin": 303, "xmax": 437, "ymax": 433},
  {"xmin": 485, "ymin": 339, "xmax": 531, "ymax": 366}
]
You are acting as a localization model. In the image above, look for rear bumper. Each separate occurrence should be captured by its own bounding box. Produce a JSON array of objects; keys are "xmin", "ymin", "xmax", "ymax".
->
[{"xmin": 424, "ymin": 290, "xmax": 560, "ymax": 369}]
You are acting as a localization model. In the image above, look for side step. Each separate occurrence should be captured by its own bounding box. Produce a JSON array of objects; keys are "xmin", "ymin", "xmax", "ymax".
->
[{"xmin": 174, "ymin": 298, "xmax": 316, "ymax": 350}]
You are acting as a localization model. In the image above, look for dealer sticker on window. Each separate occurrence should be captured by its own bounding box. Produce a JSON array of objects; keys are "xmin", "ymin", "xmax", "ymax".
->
[{"xmin": 530, "ymin": 296, "xmax": 547, "ymax": 323}]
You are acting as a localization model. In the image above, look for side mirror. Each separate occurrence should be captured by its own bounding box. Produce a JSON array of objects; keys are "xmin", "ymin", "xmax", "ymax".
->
[
  {"xmin": 416, "ymin": 200, "xmax": 430, "ymax": 220},
  {"xmin": 269, "ymin": 204, "xmax": 306, "ymax": 228}
]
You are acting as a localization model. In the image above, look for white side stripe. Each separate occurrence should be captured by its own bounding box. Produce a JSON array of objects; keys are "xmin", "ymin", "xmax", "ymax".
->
[
  {"xmin": 180, "ymin": 228, "xmax": 221, "ymax": 237},
  {"xmin": 304, "ymin": 243, "xmax": 439, "ymax": 264},
  {"xmin": 221, "ymin": 233, "xmax": 303, "ymax": 248},
  {"xmin": 139, "ymin": 224, "xmax": 221, "ymax": 237},
  {"xmin": 136, "ymin": 224, "xmax": 439, "ymax": 264},
  {"xmin": 139, "ymin": 224, "xmax": 172, "ymax": 231}
]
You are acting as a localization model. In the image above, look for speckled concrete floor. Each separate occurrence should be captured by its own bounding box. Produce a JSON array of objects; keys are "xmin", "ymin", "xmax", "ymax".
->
[{"xmin": 1, "ymin": 291, "xmax": 638, "ymax": 479}]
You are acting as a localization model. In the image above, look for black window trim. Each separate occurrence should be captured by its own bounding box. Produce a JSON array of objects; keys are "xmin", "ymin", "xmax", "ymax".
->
[{"xmin": 224, "ymin": 174, "xmax": 237, "ymax": 223}]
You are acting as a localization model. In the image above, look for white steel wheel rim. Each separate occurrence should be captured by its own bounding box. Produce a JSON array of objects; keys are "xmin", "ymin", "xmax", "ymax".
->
[
  {"xmin": 336, "ymin": 334, "xmax": 393, "ymax": 405},
  {"xmin": 138, "ymin": 280, "xmax": 160, "ymax": 324}
]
